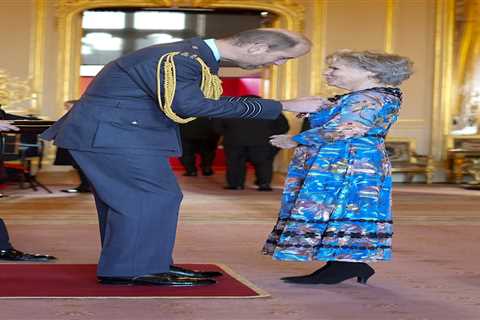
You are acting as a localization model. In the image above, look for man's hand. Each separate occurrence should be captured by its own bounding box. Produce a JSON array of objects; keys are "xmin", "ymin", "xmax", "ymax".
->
[
  {"xmin": 0, "ymin": 120, "xmax": 19, "ymax": 132},
  {"xmin": 280, "ymin": 96, "xmax": 330, "ymax": 113},
  {"xmin": 270, "ymin": 134, "xmax": 298, "ymax": 149}
]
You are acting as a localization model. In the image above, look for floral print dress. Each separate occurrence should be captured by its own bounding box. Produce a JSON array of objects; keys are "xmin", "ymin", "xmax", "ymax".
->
[{"xmin": 263, "ymin": 87, "xmax": 402, "ymax": 262}]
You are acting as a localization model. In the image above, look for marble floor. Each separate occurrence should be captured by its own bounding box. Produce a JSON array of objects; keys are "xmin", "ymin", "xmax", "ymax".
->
[{"xmin": 0, "ymin": 170, "xmax": 479, "ymax": 320}]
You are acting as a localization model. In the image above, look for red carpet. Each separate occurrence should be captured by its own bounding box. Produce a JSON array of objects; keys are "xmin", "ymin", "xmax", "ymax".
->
[{"xmin": 0, "ymin": 264, "xmax": 269, "ymax": 299}]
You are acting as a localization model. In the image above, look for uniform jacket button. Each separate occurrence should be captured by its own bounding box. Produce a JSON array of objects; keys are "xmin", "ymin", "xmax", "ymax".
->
[{"xmin": 131, "ymin": 121, "xmax": 138, "ymax": 125}]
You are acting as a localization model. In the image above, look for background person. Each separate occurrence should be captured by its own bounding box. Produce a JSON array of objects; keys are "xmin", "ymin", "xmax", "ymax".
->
[
  {"xmin": 179, "ymin": 117, "xmax": 219, "ymax": 177},
  {"xmin": 213, "ymin": 95, "xmax": 290, "ymax": 191},
  {"xmin": 0, "ymin": 120, "xmax": 56, "ymax": 261},
  {"xmin": 54, "ymin": 100, "xmax": 92, "ymax": 194}
]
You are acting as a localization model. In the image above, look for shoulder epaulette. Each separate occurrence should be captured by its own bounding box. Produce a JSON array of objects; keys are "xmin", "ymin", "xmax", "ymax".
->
[{"xmin": 156, "ymin": 52, "xmax": 222, "ymax": 124}]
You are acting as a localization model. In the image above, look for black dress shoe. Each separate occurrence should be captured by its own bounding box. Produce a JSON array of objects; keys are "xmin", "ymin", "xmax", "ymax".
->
[
  {"xmin": 257, "ymin": 184, "xmax": 273, "ymax": 191},
  {"xmin": 223, "ymin": 186, "xmax": 244, "ymax": 190},
  {"xmin": 0, "ymin": 249, "xmax": 57, "ymax": 262},
  {"xmin": 169, "ymin": 265, "xmax": 222, "ymax": 278},
  {"xmin": 61, "ymin": 186, "xmax": 91, "ymax": 193},
  {"xmin": 183, "ymin": 171, "xmax": 198, "ymax": 177},
  {"xmin": 98, "ymin": 273, "xmax": 216, "ymax": 286}
]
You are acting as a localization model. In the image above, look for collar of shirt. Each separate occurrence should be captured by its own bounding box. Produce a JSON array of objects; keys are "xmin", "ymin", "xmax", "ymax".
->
[{"xmin": 203, "ymin": 39, "xmax": 221, "ymax": 61}]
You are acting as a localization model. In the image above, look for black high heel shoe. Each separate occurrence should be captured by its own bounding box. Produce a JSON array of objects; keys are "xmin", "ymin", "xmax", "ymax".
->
[
  {"xmin": 281, "ymin": 261, "xmax": 332, "ymax": 282},
  {"xmin": 282, "ymin": 261, "xmax": 375, "ymax": 285}
]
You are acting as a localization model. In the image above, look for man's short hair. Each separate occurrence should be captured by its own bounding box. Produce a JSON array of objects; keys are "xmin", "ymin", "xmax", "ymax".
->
[{"xmin": 228, "ymin": 29, "xmax": 300, "ymax": 51}]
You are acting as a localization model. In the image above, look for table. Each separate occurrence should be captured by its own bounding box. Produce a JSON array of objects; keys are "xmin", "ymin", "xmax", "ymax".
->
[{"xmin": 447, "ymin": 148, "xmax": 480, "ymax": 184}]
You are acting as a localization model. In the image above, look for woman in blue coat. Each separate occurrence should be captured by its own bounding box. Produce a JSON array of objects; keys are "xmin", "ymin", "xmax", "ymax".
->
[{"xmin": 263, "ymin": 50, "xmax": 413, "ymax": 285}]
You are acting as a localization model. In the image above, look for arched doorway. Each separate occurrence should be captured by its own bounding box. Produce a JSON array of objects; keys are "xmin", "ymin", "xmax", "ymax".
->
[{"xmin": 54, "ymin": 0, "xmax": 305, "ymax": 118}]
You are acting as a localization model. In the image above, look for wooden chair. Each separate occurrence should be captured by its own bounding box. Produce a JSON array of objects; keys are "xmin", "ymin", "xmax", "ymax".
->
[
  {"xmin": 385, "ymin": 138, "xmax": 434, "ymax": 184},
  {"xmin": 1, "ymin": 133, "xmax": 52, "ymax": 193}
]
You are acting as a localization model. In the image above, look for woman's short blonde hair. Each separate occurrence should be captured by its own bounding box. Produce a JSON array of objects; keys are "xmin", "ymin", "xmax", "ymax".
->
[{"xmin": 326, "ymin": 50, "xmax": 413, "ymax": 86}]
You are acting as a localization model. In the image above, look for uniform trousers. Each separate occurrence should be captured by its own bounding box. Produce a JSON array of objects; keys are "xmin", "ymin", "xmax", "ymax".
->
[{"xmin": 70, "ymin": 150, "xmax": 183, "ymax": 277}]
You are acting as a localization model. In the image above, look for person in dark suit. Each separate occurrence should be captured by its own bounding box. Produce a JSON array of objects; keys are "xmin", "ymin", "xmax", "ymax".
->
[
  {"xmin": 54, "ymin": 100, "xmax": 91, "ymax": 194},
  {"xmin": 214, "ymin": 97, "xmax": 289, "ymax": 191},
  {"xmin": 41, "ymin": 28, "xmax": 326, "ymax": 286},
  {"xmin": 179, "ymin": 117, "xmax": 219, "ymax": 176},
  {"xmin": 0, "ymin": 106, "xmax": 41, "ymax": 195},
  {"xmin": 0, "ymin": 218, "xmax": 56, "ymax": 261},
  {"xmin": 0, "ymin": 120, "xmax": 56, "ymax": 261},
  {"xmin": 54, "ymin": 147, "xmax": 91, "ymax": 193}
]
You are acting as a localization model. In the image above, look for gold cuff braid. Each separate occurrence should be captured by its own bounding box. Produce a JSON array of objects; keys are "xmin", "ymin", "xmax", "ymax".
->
[{"xmin": 156, "ymin": 52, "xmax": 223, "ymax": 124}]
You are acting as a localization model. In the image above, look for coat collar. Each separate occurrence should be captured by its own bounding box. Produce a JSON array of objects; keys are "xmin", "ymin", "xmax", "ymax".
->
[{"xmin": 187, "ymin": 37, "xmax": 220, "ymax": 74}]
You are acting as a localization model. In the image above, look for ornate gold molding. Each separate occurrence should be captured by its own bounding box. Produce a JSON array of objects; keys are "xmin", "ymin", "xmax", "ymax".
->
[
  {"xmin": 28, "ymin": 0, "xmax": 47, "ymax": 115},
  {"xmin": 309, "ymin": 0, "xmax": 327, "ymax": 96},
  {"xmin": 384, "ymin": 0, "xmax": 394, "ymax": 53},
  {"xmin": 4, "ymin": 0, "xmax": 46, "ymax": 114},
  {"xmin": 431, "ymin": 0, "xmax": 455, "ymax": 160},
  {"xmin": 453, "ymin": 0, "xmax": 480, "ymax": 122},
  {"xmin": 55, "ymin": 0, "xmax": 305, "ymax": 118},
  {"xmin": 0, "ymin": 70, "xmax": 32, "ymax": 107},
  {"xmin": 55, "ymin": 0, "xmax": 304, "ymax": 30}
]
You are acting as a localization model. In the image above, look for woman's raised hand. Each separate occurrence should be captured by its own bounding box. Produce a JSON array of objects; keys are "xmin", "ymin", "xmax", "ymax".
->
[{"xmin": 269, "ymin": 134, "xmax": 298, "ymax": 149}]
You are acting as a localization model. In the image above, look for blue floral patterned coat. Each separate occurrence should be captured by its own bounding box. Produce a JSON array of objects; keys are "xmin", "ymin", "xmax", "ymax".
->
[{"xmin": 263, "ymin": 87, "xmax": 402, "ymax": 262}]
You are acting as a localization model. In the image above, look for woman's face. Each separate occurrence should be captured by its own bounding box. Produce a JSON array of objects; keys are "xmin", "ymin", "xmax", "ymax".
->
[{"xmin": 323, "ymin": 60, "xmax": 375, "ymax": 90}]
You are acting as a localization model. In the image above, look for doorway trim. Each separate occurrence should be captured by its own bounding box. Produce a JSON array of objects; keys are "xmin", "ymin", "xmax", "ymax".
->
[{"xmin": 54, "ymin": 0, "xmax": 305, "ymax": 117}]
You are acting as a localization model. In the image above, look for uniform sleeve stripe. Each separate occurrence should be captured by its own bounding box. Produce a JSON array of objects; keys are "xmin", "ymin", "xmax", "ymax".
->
[
  {"xmin": 250, "ymin": 100, "xmax": 263, "ymax": 118},
  {"xmin": 240, "ymin": 102, "xmax": 251, "ymax": 117},
  {"xmin": 245, "ymin": 101, "xmax": 257, "ymax": 117}
]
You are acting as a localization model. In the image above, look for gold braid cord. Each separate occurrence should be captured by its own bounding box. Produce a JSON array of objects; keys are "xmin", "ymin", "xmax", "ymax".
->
[{"xmin": 156, "ymin": 52, "xmax": 223, "ymax": 124}]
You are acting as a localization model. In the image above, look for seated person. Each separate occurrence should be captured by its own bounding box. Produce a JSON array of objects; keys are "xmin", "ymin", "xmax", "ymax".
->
[
  {"xmin": 0, "ymin": 217, "xmax": 55, "ymax": 261},
  {"xmin": 0, "ymin": 120, "xmax": 56, "ymax": 261},
  {"xmin": 0, "ymin": 105, "xmax": 41, "ymax": 196}
]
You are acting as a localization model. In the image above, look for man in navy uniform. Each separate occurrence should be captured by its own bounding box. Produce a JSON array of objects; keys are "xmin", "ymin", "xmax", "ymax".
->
[{"xmin": 41, "ymin": 28, "xmax": 326, "ymax": 286}]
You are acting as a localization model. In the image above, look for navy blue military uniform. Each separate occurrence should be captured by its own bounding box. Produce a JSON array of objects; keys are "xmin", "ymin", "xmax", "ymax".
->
[{"xmin": 41, "ymin": 38, "xmax": 282, "ymax": 277}]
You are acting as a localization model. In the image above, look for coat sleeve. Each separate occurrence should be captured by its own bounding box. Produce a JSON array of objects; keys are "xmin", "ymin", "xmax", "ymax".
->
[
  {"xmin": 127, "ymin": 55, "xmax": 282, "ymax": 120},
  {"xmin": 292, "ymin": 93, "xmax": 382, "ymax": 146}
]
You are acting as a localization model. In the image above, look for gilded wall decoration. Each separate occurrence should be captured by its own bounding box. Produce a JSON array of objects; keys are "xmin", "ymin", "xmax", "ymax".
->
[{"xmin": 0, "ymin": 69, "xmax": 32, "ymax": 110}]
